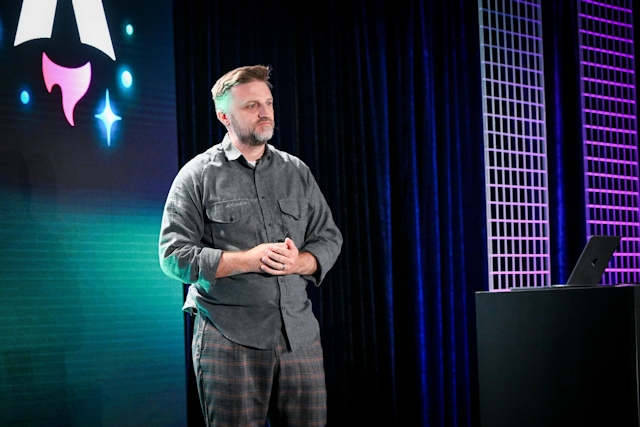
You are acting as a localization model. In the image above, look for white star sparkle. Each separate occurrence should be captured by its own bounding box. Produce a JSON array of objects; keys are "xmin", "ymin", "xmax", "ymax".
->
[{"xmin": 95, "ymin": 89, "xmax": 121, "ymax": 146}]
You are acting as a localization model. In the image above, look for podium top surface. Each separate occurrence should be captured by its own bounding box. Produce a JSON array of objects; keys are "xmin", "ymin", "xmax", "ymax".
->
[{"xmin": 476, "ymin": 284, "xmax": 640, "ymax": 295}]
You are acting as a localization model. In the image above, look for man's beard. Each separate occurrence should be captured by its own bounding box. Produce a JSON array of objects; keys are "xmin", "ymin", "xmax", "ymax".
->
[{"xmin": 229, "ymin": 115, "xmax": 275, "ymax": 146}]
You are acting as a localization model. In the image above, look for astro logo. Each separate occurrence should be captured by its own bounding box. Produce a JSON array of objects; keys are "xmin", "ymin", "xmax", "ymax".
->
[{"xmin": 14, "ymin": 0, "xmax": 126, "ymax": 146}]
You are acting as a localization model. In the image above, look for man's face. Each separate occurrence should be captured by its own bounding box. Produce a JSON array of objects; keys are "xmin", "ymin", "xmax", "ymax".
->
[{"xmin": 224, "ymin": 80, "xmax": 275, "ymax": 146}]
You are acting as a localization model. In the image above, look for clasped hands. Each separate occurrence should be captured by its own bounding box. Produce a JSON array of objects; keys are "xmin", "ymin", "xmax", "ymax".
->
[
  {"xmin": 260, "ymin": 237, "xmax": 299, "ymax": 275},
  {"xmin": 217, "ymin": 237, "xmax": 317, "ymax": 278}
]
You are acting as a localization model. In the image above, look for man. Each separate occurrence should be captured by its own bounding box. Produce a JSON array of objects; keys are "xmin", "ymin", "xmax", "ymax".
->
[{"xmin": 159, "ymin": 65, "xmax": 342, "ymax": 427}]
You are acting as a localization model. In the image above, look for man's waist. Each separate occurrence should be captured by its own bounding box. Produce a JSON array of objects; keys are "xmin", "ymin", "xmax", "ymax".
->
[{"xmin": 189, "ymin": 291, "xmax": 319, "ymax": 350}]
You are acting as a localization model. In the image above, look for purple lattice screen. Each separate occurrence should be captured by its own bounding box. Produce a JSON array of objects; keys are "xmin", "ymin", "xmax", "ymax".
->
[
  {"xmin": 579, "ymin": 0, "xmax": 640, "ymax": 284},
  {"xmin": 479, "ymin": 0, "xmax": 551, "ymax": 290}
]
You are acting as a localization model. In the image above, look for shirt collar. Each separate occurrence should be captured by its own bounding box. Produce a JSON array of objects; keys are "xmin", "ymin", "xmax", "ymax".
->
[
  {"xmin": 221, "ymin": 133, "xmax": 243, "ymax": 161},
  {"xmin": 220, "ymin": 133, "xmax": 273, "ymax": 163}
]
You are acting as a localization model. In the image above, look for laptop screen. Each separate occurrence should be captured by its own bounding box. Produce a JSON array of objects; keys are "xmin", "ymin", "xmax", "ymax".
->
[{"xmin": 563, "ymin": 235, "xmax": 621, "ymax": 286}]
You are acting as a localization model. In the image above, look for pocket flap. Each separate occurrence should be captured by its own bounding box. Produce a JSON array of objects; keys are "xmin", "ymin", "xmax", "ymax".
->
[
  {"xmin": 208, "ymin": 200, "xmax": 250, "ymax": 223},
  {"xmin": 278, "ymin": 199, "xmax": 302, "ymax": 220}
]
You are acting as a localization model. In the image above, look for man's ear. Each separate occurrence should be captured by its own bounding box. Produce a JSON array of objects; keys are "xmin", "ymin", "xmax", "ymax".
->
[{"xmin": 217, "ymin": 110, "xmax": 230, "ymax": 127}]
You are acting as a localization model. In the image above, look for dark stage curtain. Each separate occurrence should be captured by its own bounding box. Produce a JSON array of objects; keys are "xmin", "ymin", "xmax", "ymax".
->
[
  {"xmin": 173, "ymin": 1, "xmax": 487, "ymax": 425},
  {"xmin": 542, "ymin": 0, "xmax": 585, "ymax": 286}
]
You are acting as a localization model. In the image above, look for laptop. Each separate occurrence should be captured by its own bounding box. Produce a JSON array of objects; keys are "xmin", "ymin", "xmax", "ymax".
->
[{"xmin": 554, "ymin": 235, "xmax": 621, "ymax": 287}]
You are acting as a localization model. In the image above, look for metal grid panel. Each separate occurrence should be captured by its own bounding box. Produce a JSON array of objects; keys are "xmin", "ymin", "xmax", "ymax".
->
[
  {"xmin": 479, "ymin": 0, "xmax": 551, "ymax": 290},
  {"xmin": 578, "ymin": 0, "xmax": 640, "ymax": 284}
]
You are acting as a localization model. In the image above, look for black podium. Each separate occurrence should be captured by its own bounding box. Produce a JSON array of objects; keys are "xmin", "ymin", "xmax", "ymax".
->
[{"xmin": 476, "ymin": 286, "xmax": 640, "ymax": 427}]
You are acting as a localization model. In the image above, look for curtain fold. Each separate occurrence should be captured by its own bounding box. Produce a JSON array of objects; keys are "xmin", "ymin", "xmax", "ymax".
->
[
  {"xmin": 542, "ymin": 0, "xmax": 585, "ymax": 285},
  {"xmin": 173, "ymin": 1, "xmax": 486, "ymax": 425}
]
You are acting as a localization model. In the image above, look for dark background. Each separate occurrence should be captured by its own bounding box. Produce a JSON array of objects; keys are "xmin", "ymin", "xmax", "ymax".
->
[
  {"xmin": 173, "ymin": 0, "xmax": 638, "ymax": 426},
  {"xmin": 174, "ymin": 1, "xmax": 511, "ymax": 426}
]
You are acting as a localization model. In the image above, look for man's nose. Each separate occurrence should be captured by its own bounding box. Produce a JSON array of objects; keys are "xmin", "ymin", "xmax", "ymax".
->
[{"xmin": 258, "ymin": 104, "xmax": 271, "ymax": 117}]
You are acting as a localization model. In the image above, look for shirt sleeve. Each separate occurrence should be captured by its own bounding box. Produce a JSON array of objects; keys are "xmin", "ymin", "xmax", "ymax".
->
[
  {"xmin": 158, "ymin": 161, "xmax": 220, "ymax": 292},
  {"xmin": 299, "ymin": 167, "xmax": 343, "ymax": 286}
]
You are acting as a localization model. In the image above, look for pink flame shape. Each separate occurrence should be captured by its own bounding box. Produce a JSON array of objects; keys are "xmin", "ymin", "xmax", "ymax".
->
[{"xmin": 42, "ymin": 52, "xmax": 92, "ymax": 126}]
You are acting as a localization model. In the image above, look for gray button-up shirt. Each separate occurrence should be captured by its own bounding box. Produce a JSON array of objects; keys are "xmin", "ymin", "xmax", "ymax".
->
[{"xmin": 159, "ymin": 134, "xmax": 342, "ymax": 350}]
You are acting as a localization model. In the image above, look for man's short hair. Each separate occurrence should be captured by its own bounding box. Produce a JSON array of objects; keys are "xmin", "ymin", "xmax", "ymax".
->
[{"xmin": 211, "ymin": 65, "xmax": 273, "ymax": 113}]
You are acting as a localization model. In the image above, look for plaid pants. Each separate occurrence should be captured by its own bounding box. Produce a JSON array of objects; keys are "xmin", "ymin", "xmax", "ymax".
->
[{"xmin": 192, "ymin": 314, "xmax": 327, "ymax": 427}]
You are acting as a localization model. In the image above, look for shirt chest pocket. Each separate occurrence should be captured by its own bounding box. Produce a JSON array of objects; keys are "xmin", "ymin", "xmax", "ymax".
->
[
  {"xmin": 208, "ymin": 200, "xmax": 251, "ymax": 223},
  {"xmin": 278, "ymin": 198, "xmax": 309, "ymax": 244},
  {"xmin": 206, "ymin": 200, "xmax": 254, "ymax": 246}
]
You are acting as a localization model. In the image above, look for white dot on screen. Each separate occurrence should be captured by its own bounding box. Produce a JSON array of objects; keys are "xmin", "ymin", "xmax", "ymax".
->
[{"xmin": 121, "ymin": 71, "xmax": 133, "ymax": 88}]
